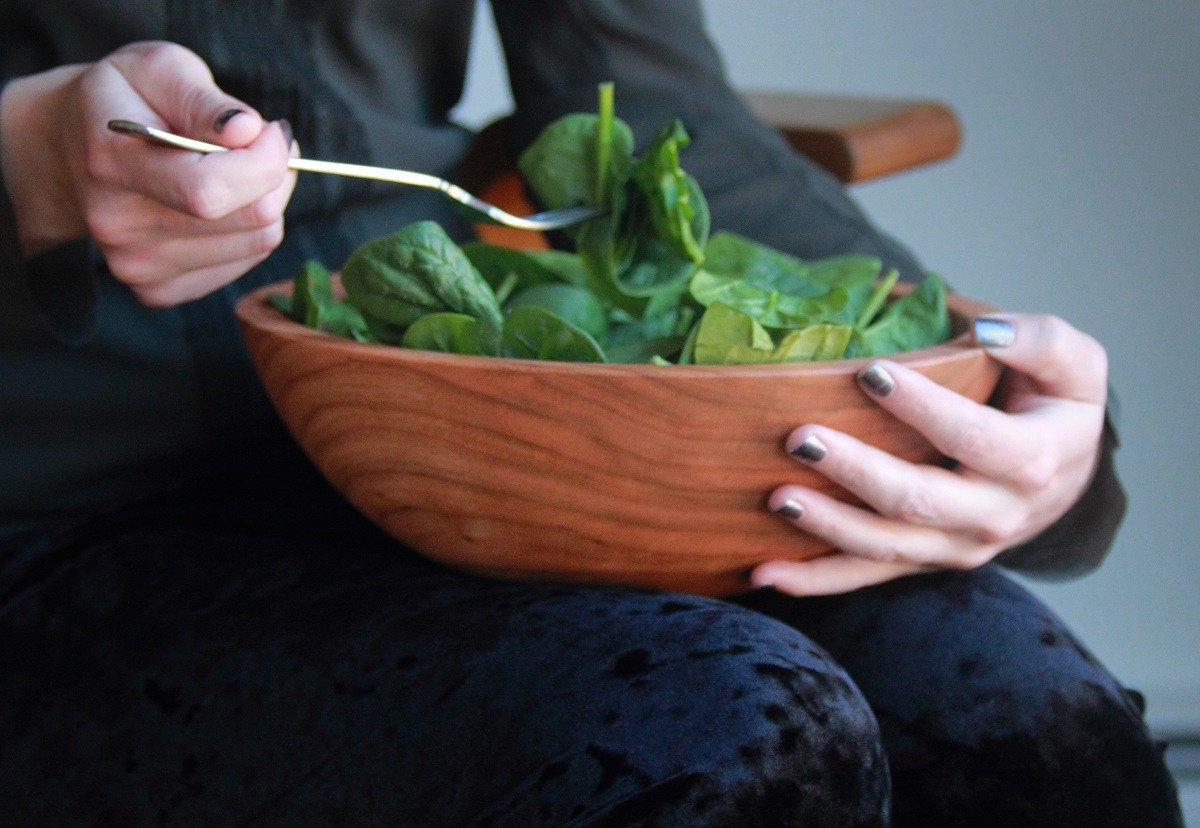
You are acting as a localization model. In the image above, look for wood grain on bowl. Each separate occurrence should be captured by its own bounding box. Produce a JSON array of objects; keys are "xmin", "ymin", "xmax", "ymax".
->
[{"xmin": 236, "ymin": 281, "xmax": 1001, "ymax": 596}]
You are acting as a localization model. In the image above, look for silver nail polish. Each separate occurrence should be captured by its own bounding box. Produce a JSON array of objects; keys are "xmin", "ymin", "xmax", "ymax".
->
[
  {"xmin": 973, "ymin": 317, "xmax": 1015, "ymax": 348},
  {"xmin": 772, "ymin": 499, "xmax": 804, "ymax": 520},
  {"xmin": 858, "ymin": 363, "xmax": 895, "ymax": 397},
  {"xmin": 790, "ymin": 435, "xmax": 828, "ymax": 462}
]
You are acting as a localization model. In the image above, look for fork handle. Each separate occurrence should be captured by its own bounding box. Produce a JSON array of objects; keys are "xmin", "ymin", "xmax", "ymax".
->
[{"xmin": 107, "ymin": 119, "xmax": 449, "ymax": 191}]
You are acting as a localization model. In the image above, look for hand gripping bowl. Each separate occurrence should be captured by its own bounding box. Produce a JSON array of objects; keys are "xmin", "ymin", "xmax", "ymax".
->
[{"xmin": 236, "ymin": 281, "xmax": 1001, "ymax": 596}]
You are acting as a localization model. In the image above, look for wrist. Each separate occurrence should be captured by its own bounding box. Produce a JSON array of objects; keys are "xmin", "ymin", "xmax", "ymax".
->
[{"xmin": 0, "ymin": 64, "xmax": 90, "ymax": 257}]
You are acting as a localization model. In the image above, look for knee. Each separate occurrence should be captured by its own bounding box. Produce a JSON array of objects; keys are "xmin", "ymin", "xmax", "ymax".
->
[
  {"xmin": 890, "ymin": 678, "xmax": 1182, "ymax": 826},
  {"xmin": 1020, "ymin": 682, "xmax": 1181, "ymax": 825},
  {"xmin": 544, "ymin": 594, "xmax": 892, "ymax": 826},
  {"xmin": 674, "ymin": 659, "xmax": 891, "ymax": 827}
]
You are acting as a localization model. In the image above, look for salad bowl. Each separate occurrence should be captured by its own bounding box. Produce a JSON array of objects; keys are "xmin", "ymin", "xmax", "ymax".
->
[{"xmin": 235, "ymin": 281, "xmax": 1001, "ymax": 596}]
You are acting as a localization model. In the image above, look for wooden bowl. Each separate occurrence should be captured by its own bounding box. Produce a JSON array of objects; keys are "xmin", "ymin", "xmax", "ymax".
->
[{"xmin": 236, "ymin": 281, "xmax": 1001, "ymax": 596}]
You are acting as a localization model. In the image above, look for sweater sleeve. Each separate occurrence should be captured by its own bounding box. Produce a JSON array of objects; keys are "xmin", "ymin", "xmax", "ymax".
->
[
  {"xmin": 490, "ymin": 0, "xmax": 1127, "ymax": 579},
  {"xmin": 0, "ymin": 81, "xmax": 97, "ymax": 347}
]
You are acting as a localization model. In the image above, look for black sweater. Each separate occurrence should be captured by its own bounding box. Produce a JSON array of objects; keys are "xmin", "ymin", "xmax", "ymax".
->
[{"xmin": 0, "ymin": 0, "xmax": 1123, "ymax": 575}]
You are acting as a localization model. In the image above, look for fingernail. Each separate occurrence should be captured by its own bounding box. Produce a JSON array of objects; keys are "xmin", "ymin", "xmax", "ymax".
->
[
  {"xmin": 858, "ymin": 363, "xmax": 895, "ymax": 397},
  {"xmin": 973, "ymin": 317, "xmax": 1015, "ymax": 348},
  {"xmin": 276, "ymin": 118, "xmax": 293, "ymax": 147},
  {"xmin": 214, "ymin": 108, "xmax": 246, "ymax": 132},
  {"xmin": 750, "ymin": 570, "xmax": 778, "ymax": 590},
  {"xmin": 790, "ymin": 435, "xmax": 828, "ymax": 463},
  {"xmin": 771, "ymin": 499, "xmax": 805, "ymax": 520}
]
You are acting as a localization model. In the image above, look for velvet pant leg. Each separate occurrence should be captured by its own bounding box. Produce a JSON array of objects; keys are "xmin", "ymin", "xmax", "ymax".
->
[
  {"xmin": 0, "ymin": 485, "xmax": 888, "ymax": 825},
  {"xmin": 1, "ymin": 461, "xmax": 1181, "ymax": 825},
  {"xmin": 741, "ymin": 568, "xmax": 1184, "ymax": 827}
]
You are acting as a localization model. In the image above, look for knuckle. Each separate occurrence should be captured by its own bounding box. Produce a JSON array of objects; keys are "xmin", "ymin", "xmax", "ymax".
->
[
  {"xmin": 866, "ymin": 543, "xmax": 905, "ymax": 565},
  {"xmin": 179, "ymin": 178, "xmax": 233, "ymax": 220},
  {"xmin": 247, "ymin": 192, "xmax": 284, "ymax": 227},
  {"xmin": 944, "ymin": 420, "xmax": 993, "ymax": 462},
  {"xmin": 251, "ymin": 221, "xmax": 285, "ymax": 255},
  {"xmin": 970, "ymin": 543, "xmax": 1003, "ymax": 569},
  {"xmin": 974, "ymin": 509, "xmax": 1025, "ymax": 547},
  {"xmin": 1042, "ymin": 320, "xmax": 1077, "ymax": 369},
  {"xmin": 1037, "ymin": 314, "xmax": 1106, "ymax": 383},
  {"xmin": 1013, "ymin": 450, "xmax": 1059, "ymax": 493},
  {"xmin": 105, "ymin": 253, "xmax": 157, "ymax": 288},
  {"xmin": 83, "ymin": 141, "xmax": 118, "ymax": 185},
  {"xmin": 83, "ymin": 209, "xmax": 125, "ymax": 248},
  {"xmin": 887, "ymin": 485, "xmax": 940, "ymax": 526},
  {"xmin": 137, "ymin": 41, "xmax": 207, "ymax": 77},
  {"xmin": 953, "ymin": 547, "xmax": 993, "ymax": 571},
  {"xmin": 1083, "ymin": 337, "xmax": 1109, "ymax": 383},
  {"xmin": 134, "ymin": 283, "xmax": 180, "ymax": 308}
]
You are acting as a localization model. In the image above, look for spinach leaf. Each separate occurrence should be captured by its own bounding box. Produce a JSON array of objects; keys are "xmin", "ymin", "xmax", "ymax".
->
[
  {"xmin": 703, "ymin": 232, "xmax": 830, "ymax": 297},
  {"xmin": 604, "ymin": 336, "xmax": 688, "ymax": 364},
  {"xmin": 271, "ymin": 259, "xmax": 372, "ymax": 341},
  {"xmin": 572, "ymin": 110, "xmax": 644, "ymax": 313},
  {"xmin": 517, "ymin": 86, "xmax": 634, "ymax": 216},
  {"xmin": 689, "ymin": 268, "xmax": 851, "ymax": 329},
  {"xmin": 691, "ymin": 303, "xmax": 856, "ymax": 364},
  {"xmin": 806, "ymin": 256, "xmax": 887, "ymax": 325},
  {"xmin": 505, "ymin": 283, "xmax": 610, "ymax": 341},
  {"xmin": 853, "ymin": 268, "xmax": 900, "ymax": 330},
  {"xmin": 401, "ymin": 312, "xmax": 491, "ymax": 355},
  {"xmin": 523, "ymin": 249, "xmax": 592, "ymax": 288},
  {"xmin": 461, "ymin": 242, "xmax": 563, "ymax": 296},
  {"xmin": 772, "ymin": 324, "xmax": 854, "ymax": 362},
  {"xmin": 608, "ymin": 118, "xmax": 710, "ymax": 306},
  {"xmin": 849, "ymin": 273, "xmax": 950, "ymax": 357},
  {"xmin": 602, "ymin": 303, "xmax": 693, "ymax": 364},
  {"xmin": 631, "ymin": 119, "xmax": 709, "ymax": 264},
  {"xmin": 700, "ymin": 232, "xmax": 883, "ymax": 326},
  {"xmin": 286, "ymin": 84, "xmax": 953, "ymax": 368},
  {"xmin": 692, "ymin": 302, "xmax": 777, "ymax": 365},
  {"xmin": 701, "ymin": 232, "xmax": 881, "ymax": 325},
  {"xmin": 341, "ymin": 220, "xmax": 504, "ymax": 330},
  {"xmin": 500, "ymin": 306, "xmax": 606, "ymax": 362}
]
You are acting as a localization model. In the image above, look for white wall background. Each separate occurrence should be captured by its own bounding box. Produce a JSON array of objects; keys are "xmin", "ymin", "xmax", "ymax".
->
[{"xmin": 452, "ymin": 0, "xmax": 1200, "ymax": 732}]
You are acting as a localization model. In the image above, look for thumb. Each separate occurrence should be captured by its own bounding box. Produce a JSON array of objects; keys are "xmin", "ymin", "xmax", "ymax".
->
[
  {"xmin": 106, "ymin": 41, "xmax": 264, "ymax": 148},
  {"xmin": 972, "ymin": 313, "xmax": 1108, "ymax": 405}
]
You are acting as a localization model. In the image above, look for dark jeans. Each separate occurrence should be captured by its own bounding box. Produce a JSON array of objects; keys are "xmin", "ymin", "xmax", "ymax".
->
[{"xmin": 0, "ymin": 460, "xmax": 1183, "ymax": 826}]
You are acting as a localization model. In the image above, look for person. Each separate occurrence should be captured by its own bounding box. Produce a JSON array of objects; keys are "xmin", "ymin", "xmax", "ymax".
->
[{"xmin": 0, "ymin": 1, "xmax": 1183, "ymax": 824}]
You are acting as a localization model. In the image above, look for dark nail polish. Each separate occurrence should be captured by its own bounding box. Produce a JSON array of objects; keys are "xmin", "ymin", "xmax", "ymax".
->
[
  {"xmin": 276, "ymin": 118, "xmax": 293, "ymax": 147},
  {"xmin": 973, "ymin": 317, "xmax": 1016, "ymax": 348},
  {"xmin": 858, "ymin": 363, "xmax": 895, "ymax": 397},
  {"xmin": 214, "ymin": 108, "xmax": 245, "ymax": 132},
  {"xmin": 771, "ymin": 500, "xmax": 805, "ymax": 520},
  {"xmin": 790, "ymin": 435, "xmax": 828, "ymax": 462}
]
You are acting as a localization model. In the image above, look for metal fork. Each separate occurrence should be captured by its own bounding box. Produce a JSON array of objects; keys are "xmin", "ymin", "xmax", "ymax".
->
[{"xmin": 107, "ymin": 119, "xmax": 603, "ymax": 231}]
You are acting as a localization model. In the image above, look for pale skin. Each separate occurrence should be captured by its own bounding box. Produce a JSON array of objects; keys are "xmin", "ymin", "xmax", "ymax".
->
[
  {"xmin": 0, "ymin": 41, "xmax": 297, "ymax": 307},
  {"xmin": 1, "ymin": 43, "xmax": 1109, "ymax": 597},
  {"xmin": 754, "ymin": 313, "xmax": 1109, "ymax": 596}
]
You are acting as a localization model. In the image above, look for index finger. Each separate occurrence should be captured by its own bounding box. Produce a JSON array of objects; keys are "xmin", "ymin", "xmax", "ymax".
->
[
  {"xmin": 89, "ymin": 48, "xmax": 290, "ymax": 219},
  {"xmin": 106, "ymin": 41, "xmax": 263, "ymax": 147},
  {"xmin": 100, "ymin": 101, "xmax": 291, "ymax": 219},
  {"xmin": 853, "ymin": 359, "xmax": 1103, "ymax": 485},
  {"xmin": 119, "ymin": 121, "xmax": 292, "ymax": 220}
]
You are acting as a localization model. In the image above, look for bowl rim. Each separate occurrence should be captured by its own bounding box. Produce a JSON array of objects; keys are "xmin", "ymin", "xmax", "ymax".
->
[{"xmin": 235, "ymin": 279, "xmax": 998, "ymax": 379}]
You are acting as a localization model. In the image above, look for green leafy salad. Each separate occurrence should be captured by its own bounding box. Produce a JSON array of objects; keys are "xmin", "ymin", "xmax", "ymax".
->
[{"xmin": 271, "ymin": 83, "xmax": 950, "ymax": 364}]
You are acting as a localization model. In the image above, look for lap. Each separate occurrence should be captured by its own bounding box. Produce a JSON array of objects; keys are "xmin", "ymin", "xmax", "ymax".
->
[
  {"xmin": 1, "ymin": 510, "xmax": 886, "ymax": 825},
  {"xmin": 0, "ymin": 464, "xmax": 1180, "ymax": 825}
]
